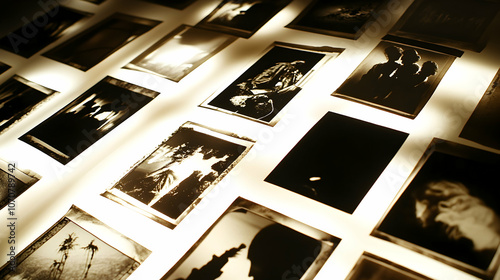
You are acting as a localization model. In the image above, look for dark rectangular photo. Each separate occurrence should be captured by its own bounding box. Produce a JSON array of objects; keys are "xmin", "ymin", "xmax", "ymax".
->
[
  {"xmin": 20, "ymin": 76, "xmax": 160, "ymax": 164},
  {"xmin": 0, "ymin": 158, "xmax": 41, "ymax": 210},
  {"xmin": 333, "ymin": 40, "xmax": 456, "ymax": 118},
  {"xmin": 140, "ymin": 0, "xmax": 197, "ymax": 10},
  {"xmin": 43, "ymin": 13, "xmax": 160, "ymax": 71},
  {"xmin": 265, "ymin": 111, "xmax": 408, "ymax": 214},
  {"xmin": 0, "ymin": 62, "xmax": 11, "ymax": 75},
  {"xmin": 124, "ymin": 25, "xmax": 237, "ymax": 82},
  {"xmin": 102, "ymin": 122, "xmax": 254, "ymax": 228},
  {"xmin": 0, "ymin": 75, "xmax": 58, "ymax": 134},
  {"xmin": 196, "ymin": 0, "xmax": 292, "ymax": 38},
  {"xmin": 161, "ymin": 197, "xmax": 340, "ymax": 280},
  {"xmin": 372, "ymin": 138, "xmax": 500, "ymax": 278},
  {"xmin": 0, "ymin": 205, "xmax": 151, "ymax": 279},
  {"xmin": 201, "ymin": 42, "xmax": 342, "ymax": 125},
  {"xmin": 82, "ymin": 0, "xmax": 106, "ymax": 4}
]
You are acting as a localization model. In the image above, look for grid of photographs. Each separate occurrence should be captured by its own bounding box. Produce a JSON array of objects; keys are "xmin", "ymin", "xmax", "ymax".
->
[{"xmin": 0, "ymin": 158, "xmax": 40, "ymax": 210}]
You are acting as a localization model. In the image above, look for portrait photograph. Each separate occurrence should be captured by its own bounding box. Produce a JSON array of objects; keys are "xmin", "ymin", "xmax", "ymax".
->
[
  {"xmin": 140, "ymin": 0, "xmax": 198, "ymax": 10},
  {"xmin": 43, "ymin": 13, "xmax": 160, "ymax": 71},
  {"xmin": 20, "ymin": 76, "xmax": 160, "ymax": 164},
  {"xmin": 286, "ymin": 0, "xmax": 388, "ymax": 39},
  {"xmin": 372, "ymin": 138, "xmax": 500, "ymax": 278},
  {"xmin": 196, "ymin": 0, "xmax": 292, "ymax": 38},
  {"xmin": 333, "ymin": 40, "xmax": 456, "ymax": 118},
  {"xmin": 0, "ymin": 75, "xmax": 58, "ymax": 134},
  {"xmin": 0, "ymin": 157, "xmax": 41, "ymax": 210},
  {"xmin": 0, "ymin": 205, "xmax": 151, "ymax": 280},
  {"xmin": 0, "ymin": 62, "xmax": 11, "ymax": 75},
  {"xmin": 265, "ymin": 111, "xmax": 408, "ymax": 214},
  {"xmin": 103, "ymin": 122, "xmax": 253, "ymax": 228},
  {"xmin": 161, "ymin": 197, "xmax": 340, "ymax": 280},
  {"xmin": 389, "ymin": 0, "xmax": 500, "ymax": 52},
  {"xmin": 124, "ymin": 25, "xmax": 237, "ymax": 82},
  {"xmin": 201, "ymin": 42, "xmax": 342, "ymax": 125}
]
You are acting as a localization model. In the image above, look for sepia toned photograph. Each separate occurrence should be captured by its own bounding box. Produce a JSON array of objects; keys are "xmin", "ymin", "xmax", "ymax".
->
[
  {"xmin": 201, "ymin": 42, "xmax": 342, "ymax": 125},
  {"xmin": 161, "ymin": 197, "xmax": 340, "ymax": 280},
  {"xmin": 196, "ymin": 0, "xmax": 292, "ymax": 38},
  {"xmin": 140, "ymin": 0, "xmax": 197, "ymax": 10},
  {"xmin": 372, "ymin": 138, "xmax": 500, "ymax": 278},
  {"xmin": 0, "ymin": 62, "xmax": 11, "ymax": 74},
  {"xmin": 333, "ymin": 40, "xmax": 456, "ymax": 118},
  {"xmin": 0, "ymin": 205, "xmax": 151, "ymax": 279},
  {"xmin": 0, "ymin": 158, "xmax": 41, "ymax": 210},
  {"xmin": 103, "ymin": 122, "xmax": 253, "ymax": 228},
  {"xmin": 43, "ymin": 13, "xmax": 160, "ymax": 71},
  {"xmin": 124, "ymin": 25, "xmax": 237, "ymax": 82},
  {"xmin": 265, "ymin": 111, "xmax": 408, "ymax": 214},
  {"xmin": 0, "ymin": 75, "xmax": 58, "ymax": 134},
  {"xmin": 389, "ymin": 0, "xmax": 500, "ymax": 52},
  {"xmin": 20, "ymin": 76, "xmax": 159, "ymax": 164},
  {"xmin": 286, "ymin": 0, "xmax": 388, "ymax": 39}
]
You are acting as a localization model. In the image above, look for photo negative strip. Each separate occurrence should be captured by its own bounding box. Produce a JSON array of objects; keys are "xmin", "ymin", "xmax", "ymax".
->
[
  {"xmin": 333, "ymin": 39, "xmax": 457, "ymax": 118},
  {"xmin": 140, "ymin": 0, "xmax": 197, "ymax": 10},
  {"xmin": 0, "ymin": 158, "xmax": 41, "ymax": 210},
  {"xmin": 103, "ymin": 122, "xmax": 254, "ymax": 228},
  {"xmin": 43, "ymin": 13, "xmax": 160, "ymax": 71},
  {"xmin": 201, "ymin": 42, "xmax": 343, "ymax": 126},
  {"xmin": 161, "ymin": 197, "xmax": 340, "ymax": 280},
  {"xmin": 20, "ymin": 76, "xmax": 160, "ymax": 164},
  {"xmin": 0, "ymin": 75, "xmax": 58, "ymax": 134},
  {"xmin": 196, "ymin": 0, "xmax": 292, "ymax": 38},
  {"xmin": 0, "ymin": 205, "xmax": 151, "ymax": 279},
  {"xmin": 265, "ymin": 111, "xmax": 408, "ymax": 214},
  {"xmin": 0, "ymin": 62, "xmax": 11, "ymax": 75},
  {"xmin": 372, "ymin": 138, "xmax": 500, "ymax": 279},
  {"xmin": 124, "ymin": 25, "xmax": 237, "ymax": 82}
]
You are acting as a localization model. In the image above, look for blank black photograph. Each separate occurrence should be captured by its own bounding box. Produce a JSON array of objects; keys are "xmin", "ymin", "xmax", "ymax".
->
[
  {"xmin": 265, "ymin": 112, "xmax": 408, "ymax": 214},
  {"xmin": 140, "ymin": 0, "xmax": 197, "ymax": 10},
  {"xmin": 0, "ymin": 62, "xmax": 11, "ymax": 75}
]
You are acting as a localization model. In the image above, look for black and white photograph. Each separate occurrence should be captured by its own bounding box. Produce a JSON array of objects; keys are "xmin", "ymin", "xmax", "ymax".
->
[
  {"xmin": 20, "ymin": 76, "xmax": 159, "ymax": 164},
  {"xmin": 140, "ymin": 0, "xmax": 197, "ymax": 10},
  {"xmin": 0, "ymin": 75, "xmax": 58, "ymax": 134},
  {"xmin": 0, "ymin": 6, "xmax": 91, "ymax": 58},
  {"xmin": 103, "ymin": 122, "xmax": 253, "ymax": 228},
  {"xmin": 265, "ymin": 111, "xmax": 408, "ymax": 214},
  {"xmin": 460, "ymin": 69, "xmax": 500, "ymax": 150},
  {"xmin": 389, "ymin": 0, "xmax": 500, "ymax": 52},
  {"xmin": 286, "ymin": 0, "xmax": 388, "ymax": 39},
  {"xmin": 201, "ymin": 42, "xmax": 342, "ymax": 125},
  {"xmin": 372, "ymin": 138, "xmax": 500, "ymax": 278},
  {"xmin": 0, "ymin": 62, "xmax": 11, "ymax": 75},
  {"xmin": 161, "ymin": 197, "xmax": 340, "ymax": 280},
  {"xmin": 333, "ymin": 40, "xmax": 456, "ymax": 118},
  {"xmin": 124, "ymin": 25, "xmax": 237, "ymax": 82},
  {"xmin": 0, "ymin": 205, "xmax": 151, "ymax": 279},
  {"xmin": 196, "ymin": 0, "xmax": 292, "ymax": 38},
  {"xmin": 346, "ymin": 253, "xmax": 432, "ymax": 280},
  {"xmin": 0, "ymin": 157, "xmax": 41, "ymax": 210},
  {"xmin": 43, "ymin": 13, "xmax": 160, "ymax": 71}
]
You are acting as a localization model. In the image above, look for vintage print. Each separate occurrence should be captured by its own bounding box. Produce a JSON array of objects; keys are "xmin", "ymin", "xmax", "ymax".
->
[
  {"xmin": 20, "ymin": 76, "xmax": 159, "ymax": 164},
  {"xmin": 201, "ymin": 42, "xmax": 342, "ymax": 125},
  {"xmin": 265, "ymin": 111, "xmax": 408, "ymax": 214},
  {"xmin": 0, "ymin": 62, "xmax": 11, "ymax": 74},
  {"xmin": 389, "ymin": 0, "xmax": 500, "ymax": 52},
  {"xmin": 0, "ymin": 75, "xmax": 58, "ymax": 134},
  {"xmin": 333, "ymin": 40, "xmax": 456, "ymax": 118},
  {"xmin": 140, "ymin": 0, "xmax": 197, "ymax": 10},
  {"xmin": 0, "ymin": 158, "xmax": 41, "ymax": 210},
  {"xmin": 373, "ymin": 139, "xmax": 500, "ymax": 278},
  {"xmin": 196, "ymin": 0, "xmax": 292, "ymax": 38},
  {"xmin": 103, "ymin": 122, "xmax": 253, "ymax": 228},
  {"xmin": 43, "ymin": 13, "xmax": 160, "ymax": 71},
  {"xmin": 124, "ymin": 25, "xmax": 237, "ymax": 82},
  {"xmin": 286, "ymin": 0, "xmax": 388, "ymax": 39},
  {"xmin": 161, "ymin": 197, "xmax": 340, "ymax": 280},
  {"xmin": 0, "ymin": 206, "xmax": 151, "ymax": 279}
]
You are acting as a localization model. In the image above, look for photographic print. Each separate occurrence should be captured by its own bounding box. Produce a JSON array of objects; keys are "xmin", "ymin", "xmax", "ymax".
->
[
  {"xmin": 103, "ymin": 122, "xmax": 253, "ymax": 228},
  {"xmin": 0, "ymin": 62, "xmax": 11, "ymax": 75},
  {"xmin": 0, "ymin": 6, "xmax": 92, "ymax": 58},
  {"xmin": 389, "ymin": 0, "xmax": 500, "ymax": 52},
  {"xmin": 0, "ymin": 158, "xmax": 41, "ymax": 210},
  {"xmin": 201, "ymin": 42, "xmax": 342, "ymax": 125},
  {"xmin": 460, "ymin": 69, "xmax": 500, "ymax": 150},
  {"xmin": 372, "ymin": 138, "xmax": 500, "ymax": 278},
  {"xmin": 43, "ymin": 13, "xmax": 160, "ymax": 71},
  {"xmin": 124, "ymin": 25, "xmax": 237, "ymax": 82},
  {"xmin": 333, "ymin": 40, "xmax": 456, "ymax": 118},
  {"xmin": 286, "ymin": 0, "xmax": 388, "ymax": 39},
  {"xmin": 20, "ymin": 76, "xmax": 160, "ymax": 164},
  {"xmin": 0, "ymin": 205, "xmax": 151, "ymax": 279},
  {"xmin": 196, "ymin": 0, "xmax": 292, "ymax": 38},
  {"xmin": 0, "ymin": 75, "xmax": 58, "ymax": 134},
  {"xmin": 265, "ymin": 111, "xmax": 408, "ymax": 214},
  {"xmin": 140, "ymin": 0, "xmax": 197, "ymax": 10},
  {"xmin": 82, "ymin": 0, "xmax": 106, "ymax": 4},
  {"xmin": 161, "ymin": 197, "xmax": 340, "ymax": 280}
]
